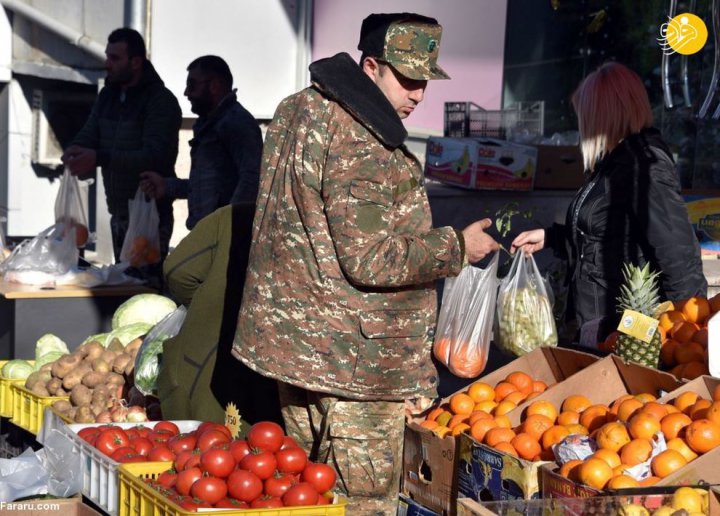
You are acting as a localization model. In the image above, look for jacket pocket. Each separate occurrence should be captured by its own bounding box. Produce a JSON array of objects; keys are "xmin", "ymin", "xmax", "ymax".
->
[
  {"xmin": 359, "ymin": 309, "xmax": 428, "ymax": 339},
  {"xmin": 349, "ymin": 180, "xmax": 393, "ymax": 207}
]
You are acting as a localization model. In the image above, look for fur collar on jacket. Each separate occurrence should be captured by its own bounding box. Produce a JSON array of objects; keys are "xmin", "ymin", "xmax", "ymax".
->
[{"xmin": 309, "ymin": 52, "xmax": 407, "ymax": 149}]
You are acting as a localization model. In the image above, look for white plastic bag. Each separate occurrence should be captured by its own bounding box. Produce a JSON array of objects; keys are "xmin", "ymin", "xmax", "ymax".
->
[
  {"xmin": 119, "ymin": 188, "xmax": 161, "ymax": 267},
  {"xmin": 496, "ymin": 252, "xmax": 557, "ymax": 356},
  {"xmin": 433, "ymin": 253, "xmax": 500, "ymax": 378},
  {"xmin": 134, "ymin": 306, "xmax": 187, "ymax": 395},
  {"xmin": 54, "ymin": 168, "xmax": 90, "ymax": 248},
  {"xmin": 0, "ymin": 223, "xmax": 78, "ymax": 277}
]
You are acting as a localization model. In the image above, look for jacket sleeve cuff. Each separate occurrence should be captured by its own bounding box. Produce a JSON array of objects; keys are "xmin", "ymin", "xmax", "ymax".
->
[
  {"xmin": 96, "ymin": 150, "xmax": 110, "ymax": 167},
  {"xmin": 453, "ymin": 228, "xmax": 467, "ymax": 267}
]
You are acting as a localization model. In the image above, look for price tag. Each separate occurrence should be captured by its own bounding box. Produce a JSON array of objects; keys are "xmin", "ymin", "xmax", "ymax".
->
[
  {"xmin": 225, "ymin": 401, "xmax": 242, "ymax": 438},
  {"xmin": 617, "ymin": 309, "xmax": 659, "ymax": 344}
]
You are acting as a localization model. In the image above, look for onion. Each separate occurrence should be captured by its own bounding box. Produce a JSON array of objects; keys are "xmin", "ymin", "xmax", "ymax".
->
[
  {"xmin": 96, "ymin": 411, "xmax": 112, "ymax": 423},
  {"xmin": 110, "ymin": 405, "xmax": 128, "ymax": 422},
  {"xmin": 126, "ymin": 406, "xmax": 148, "ymax": 422}
]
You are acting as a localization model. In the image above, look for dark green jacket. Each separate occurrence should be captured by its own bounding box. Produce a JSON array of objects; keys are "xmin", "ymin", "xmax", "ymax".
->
[
  {"xmin": 71, "ymin": 61, "xmax": 181, "ymax": 217},
  {"xmin": 158, "ymin": 204, "xmax": 281, "ymax": 424}
]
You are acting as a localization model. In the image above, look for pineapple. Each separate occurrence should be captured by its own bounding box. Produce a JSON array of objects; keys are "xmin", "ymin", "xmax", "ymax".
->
[{"xmin": 614, "ymin": 263, "xmax": 662, "ymax": 368}]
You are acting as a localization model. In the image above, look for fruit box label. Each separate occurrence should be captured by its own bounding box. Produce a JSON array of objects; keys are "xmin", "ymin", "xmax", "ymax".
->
[
  {"xmin": 457, "ymin": 434, "xmax": 542, "ymax": 502},
  {"xmin": 425, "ymin": 137, "xmax": 476, "ymax": 187},
  {"xmin": 473, "ymin": 139, "xmax": 537, "ymax": 192}
]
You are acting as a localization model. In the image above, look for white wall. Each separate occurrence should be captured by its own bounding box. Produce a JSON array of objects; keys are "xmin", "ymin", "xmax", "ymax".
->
[
  {"xmin": 312, "ymin": 0, "xmax": 508, "ymax": 134},
  {"xmin": 0, "ymin": 8, "xmax": 11, "ymax": 82},
  {"xmin": 150, "ymin": 0, "xmax": 308, "ymax": 120}
]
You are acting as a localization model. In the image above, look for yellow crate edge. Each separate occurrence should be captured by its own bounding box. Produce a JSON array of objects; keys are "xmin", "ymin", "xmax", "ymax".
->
[
  {"xmin": 118, "ymin": 461, "xmax": 346, "ymax": 516},
  {"xmin": 10, "ymin": 384, "xmax": 69, "ymax": 435},
  {"xmin": 0, "ymin": 360, "xmax": 36, "ymax": 418}
]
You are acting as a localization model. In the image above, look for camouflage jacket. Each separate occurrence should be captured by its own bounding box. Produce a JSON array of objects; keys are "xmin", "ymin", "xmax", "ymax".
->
[{"xmin": 233, "ymin": 53, "xmax": 464, "ymax": 400}]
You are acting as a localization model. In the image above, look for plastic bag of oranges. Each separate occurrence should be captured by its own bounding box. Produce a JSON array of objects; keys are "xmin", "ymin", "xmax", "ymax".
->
[
  {"xmin": 119, "ymin": 188, "xmax": 161, "ymax": 267},
  {"xmin": 433, "ymin": 252, "xmax": 500, "ymax": 378}
]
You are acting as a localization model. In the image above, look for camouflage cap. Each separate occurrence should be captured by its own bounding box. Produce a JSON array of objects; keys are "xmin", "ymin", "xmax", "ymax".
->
[{"xmin": 358, "ymin": 13, "xmax": 450, "ymax": 81}]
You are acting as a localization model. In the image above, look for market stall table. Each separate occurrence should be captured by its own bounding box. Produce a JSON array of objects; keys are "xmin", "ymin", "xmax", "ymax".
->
[{"xmin": 0, "ymin": 280, "xmax": 154, "ymax": 359}]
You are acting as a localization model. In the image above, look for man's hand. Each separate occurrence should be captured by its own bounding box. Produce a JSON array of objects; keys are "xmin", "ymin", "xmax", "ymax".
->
[
  {"xmin": 61, "ymin": 146, "xmax": 97, "ymax": 175},
  {"xmin": 462, "ymin": 218, "xmax": 500, "ymax": 263},
  {"xmin": 140, "ymin": 171, "xmax": 167, "ymax": 199},
  {"xmin": 511, "ymin": 229, "xmax": 546, "ymax": 255}
]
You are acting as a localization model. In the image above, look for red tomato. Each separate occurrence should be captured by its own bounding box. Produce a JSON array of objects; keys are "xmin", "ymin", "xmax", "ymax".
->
[
  {"xmin": 157, "ymin": 469, "xmax": 177, "ymax": 489},
  {"xmin": 134, "ymin": 426, "xmax": 151, "ymax": 439},
  {"xmin": 111, "ymin": 446, "xmax": 138, "ymax": 461},
  {"xmin": 239, "ymin": 451, "xmax": 277, "ymax": 480},
  {"xmin": 196, "ymin": 422, "xmax": 232, "ymax": 440},
  {"xmin": 177, "ymin": 498, "xmax": 211, "ymax": 511},
  {"xmin": 168, "ymin": 433, "xmax": 197, "ymax": 454},
  {"xmin": 147, "ymin": 430, "xmax": 174, "ymax": 445},
  {"xmin": 131, "ymin": 437, "xmax": 153, "ymax": 456},
  {"xmin": 226, "ymin": 469, "xmax": 263, "ymax": 503},
  {"xmin": 280, "ymin": 436, "xmax": 300, "ymax": 450},
  {"xmin": 78, "ymin": 427, "xmax": 99, "ymax": 441},
  {"xmin": 229, "ymin": 440, "xmax": 252, "ymax": 463},
  {"xmin": 175, "ymin": 467, "xmax": 203, "ymax": 496},
  {"xmin": 197, "ymin": 430, "xmax": 230, "ymax": 452},
  {"xmin": 282, "ymin": 482, "xmax": 319, "ymax": 506},
  {"xmin": 174, "ymin": 450, "xmax": 200, "ymax": 471},
  {"xmin": 190, "ymin": 476, "xmax": 227, "ymax": 504},
  {"xmin": 317, "ymin": 494, "xmax": 331, "ymax": 505},
  {"xmin": 275, "ymin": 446, "xmax": 307, "ymax": 474},
  {"xmin": 264, "ymin": 473, "xmax": 295, "ymax": 498},
  {"xmin": 302, "ymin": 463, "xmax": 337, "ymax": 493},
  {"xmin": 214, "ymin": 498, "xmax": 249, "ymax": 509},
  {"xmin": 125, "ymin": 428, "xmax": 140, "ymax": 440},
  {"xmin": 147, "ymin": 445, "xmax": 176, "ymax": 462},
  {"xmin": 95, "ymin": 428, "xmax": 131, "ymax": 456},
  {"xmin": 251, "ymin": 496, "xmax": 284, "ymax": 508},
  {"xmin": 199, "ymin": 449, "xmax": 235, "ymax": 478},
  {"xmin": 247, "ymin": 422, "xmax": 285, "ymax": 453},
  {"xmin": 154, "ymin": 421, "xmax": 180, "ymax": 436}
]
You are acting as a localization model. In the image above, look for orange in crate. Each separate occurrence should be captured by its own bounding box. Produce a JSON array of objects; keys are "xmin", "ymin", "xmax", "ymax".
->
[
  {"xmin": 651, "ymin": 449, "xmax": 687, "ymax": 478},
  {"xmin": 620, "ymin": 438, "xmax": 653, "ymax": 466},
  {"xmin": 681, "ymin": 296, "xmax": 710, "ymax": 324},
  {"xmin": 511, "ymin": 433, "xmax": 541, "ymax": 461},
  {"xmin": 592, "ymin": 449, "xmax": 621, "ymax": 469},
  {"xmin": 578, "ymin": 458, "xmax": 613, "ymax": 490},
  {"xmin": 595, "ymin": 422, "xmax": 630, "ymax": 452},
  {"xmin": 685, "ymin": 419, "xmax": 720, "ymax": 454}
]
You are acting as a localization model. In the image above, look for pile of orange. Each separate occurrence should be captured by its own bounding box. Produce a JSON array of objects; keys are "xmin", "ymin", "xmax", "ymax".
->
[
  {"xmin": 600, "ymin": 294, "xmax": 719, "ymax": 381},
  {"xmin": 420, "ymin": 371, "xmax": 549, "ymax": 439},
  {"xmin": 557, "ymin": 385, "xmax": 720, "ymax": 491}
]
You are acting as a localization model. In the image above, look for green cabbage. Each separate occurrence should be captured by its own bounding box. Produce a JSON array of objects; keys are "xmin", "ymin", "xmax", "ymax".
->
[
  {"xmin": 1, "ymin": 360, "xmax": 35, "ymax": 380},
  {"xmin": 81, "ymin": 333, "xmax": 109, "ymax": 347},
  {"xmin": 106, "ymin": 323, "xmax": 152, "ymax": 347},
  {"xmin": 111, "ymin": 294, "xmax": 177, "ymax": 330},
  {"xmin": 33, "ymin": 352, "xmax": 68, "ymax": 371},
  {"xmin": 35, "ymin": 334, "xmax": 70, "ymax": 360}
]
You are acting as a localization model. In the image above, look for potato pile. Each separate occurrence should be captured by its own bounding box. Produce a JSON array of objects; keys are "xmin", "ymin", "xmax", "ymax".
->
[{"xmin": 24, "ymin": 337, "xmax": 144, "ymax": 423}]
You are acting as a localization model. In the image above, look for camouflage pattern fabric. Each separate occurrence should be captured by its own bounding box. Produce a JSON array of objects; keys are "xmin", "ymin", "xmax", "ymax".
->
[
  {"xmin": 233, "ymin": 84, "xmax": 464, "ymax": 401},
  {"xmin": 383, "ymin": 20, "xmax": 449, "ymax": 80},
  {"xmin": 278, "ymin": 382, "xmax": 405, "ymax": 516}
]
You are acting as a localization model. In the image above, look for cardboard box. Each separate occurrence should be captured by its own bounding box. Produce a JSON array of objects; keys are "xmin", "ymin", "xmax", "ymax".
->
[
  {"xmin": 542, "ymin": 370, "xmax": 720, "ymax": 501},
  {"xmin": 398, "ymin": 494, "xmax": 441, "ymax": 516},
  {"xmin": 473, "ymin": 139, "xmax": 537, "ymax": 191},
  {"xmin": 402, "ymin": 347, "xmax": 599, "ymax": 515},
  {"xmin": 457, "ymin": 489, "xmax": 717, "ymax": 516},
  {"xmin": 424, "ymin": 137, "xmax": 538, "ymax": 191},
  {"xmin": 684, "ymin": 195, "xmax": 720, "ymax": 255},
  {"xmin": 532, "ymin": 145, "xmax": 585, "ymax": 190},
  {"xmin": 6, "ymin": 496, "xmax": 101, "ymax": 516},
  {"xmin": 459, "ymin": 354, "xmax": 684, "ymax": 503}
]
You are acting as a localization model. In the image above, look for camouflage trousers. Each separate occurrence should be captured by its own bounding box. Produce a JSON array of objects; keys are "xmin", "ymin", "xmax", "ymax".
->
[{"xmin": 277, "ymin": 382, "xmax": 405, "ymax": 516}]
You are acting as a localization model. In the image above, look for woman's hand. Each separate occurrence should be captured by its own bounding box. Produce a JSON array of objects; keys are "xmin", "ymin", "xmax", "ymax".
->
[{"xmin": 511, "ymin": 229, "xmax": 546, "ymax": 255}]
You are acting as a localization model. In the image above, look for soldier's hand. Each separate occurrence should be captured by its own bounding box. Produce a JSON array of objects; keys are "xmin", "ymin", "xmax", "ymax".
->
[
  {"xmin": 462, "ymin": 218, "xmax": 500, "ymax": 263},
  {"xmin": 61, "ymin": 146, "xmax": 96, "ymax": 176},
  {"xmin": 140, "ymin": 171, "xmax": 166, "ymax": 199}
]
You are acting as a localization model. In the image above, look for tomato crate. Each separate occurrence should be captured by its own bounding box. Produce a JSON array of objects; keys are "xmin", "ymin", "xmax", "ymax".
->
[
  {"xmin": 0, "ymin": 360, "xmax": 34, "ymax": 417},
  {"xmin": 118, "ymin": 461, "xmax": 347, "ymax": 516},
  {"xmin": 10, "ymin": 383, "xmax": 68, "ymax": 434},
  {"xmin": 60, "ymin": 420, "xmax": 203, "ymax": 516}
]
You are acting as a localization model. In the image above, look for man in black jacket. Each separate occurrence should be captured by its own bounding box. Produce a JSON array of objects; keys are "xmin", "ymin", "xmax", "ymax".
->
[{"xmin": 62, "ymin": 28, "xmax": 181, "ymax": 261}]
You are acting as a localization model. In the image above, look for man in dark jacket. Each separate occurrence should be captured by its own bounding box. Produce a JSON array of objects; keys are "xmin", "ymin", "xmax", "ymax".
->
[
  {"xmin": 62, "ymin": 28, "xmax": 181, "ymax": 260},
  {"xmin": 140, "ymin": 55, "xmax": 263, "ymax": 229}
]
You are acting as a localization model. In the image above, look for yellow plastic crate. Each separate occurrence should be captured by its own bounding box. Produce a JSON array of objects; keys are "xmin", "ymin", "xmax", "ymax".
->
[
  {"xmin": 0, "ymin": 360, "xmax": 35, "ymax": 418},
  {"xmin": 118, "ymin": 462, "xmax": 347, "ymax": 516},
  {"xmin": 10, "ymin": 384, "xmax": 69, "ymax": 434}
]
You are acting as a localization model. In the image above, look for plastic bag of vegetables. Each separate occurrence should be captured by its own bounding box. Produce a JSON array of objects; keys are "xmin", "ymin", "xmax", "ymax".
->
[
  {"xmin": 433, "ymin": 252, "xmax": 500, "ymax": 378},
  {"xmin": 133, "ymin": 306, "xmax": 187, "ymax": 395},
  {"xmin": 496, "ymin": 252, "xmax": 557, "ymax": 356}
]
